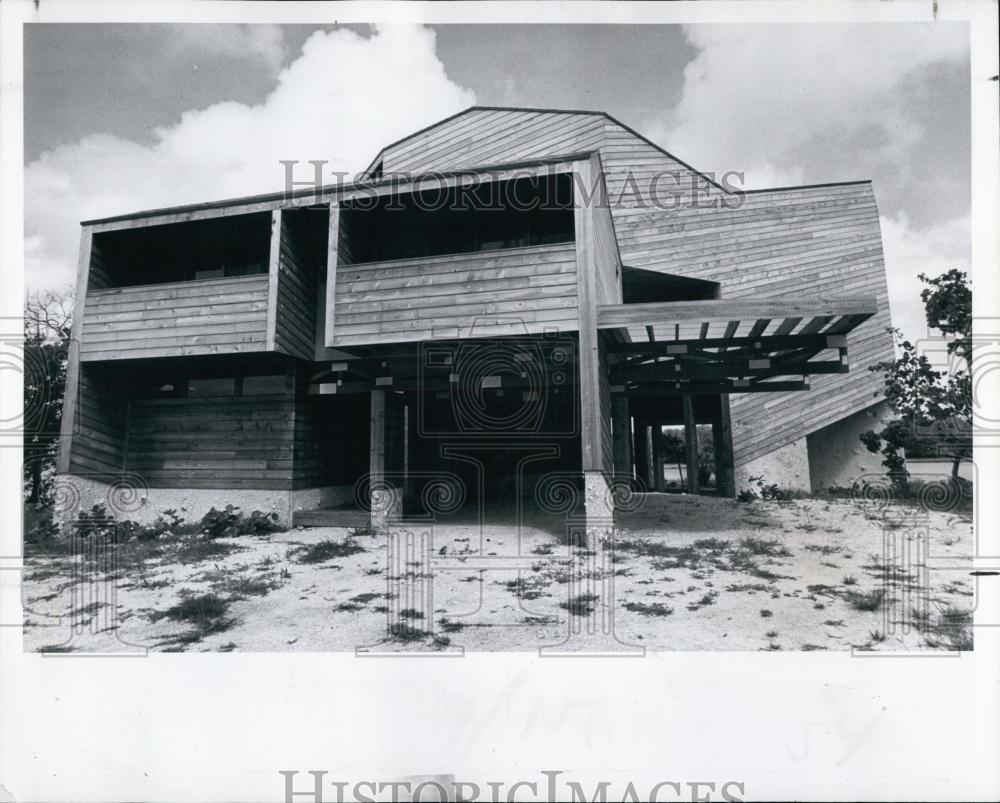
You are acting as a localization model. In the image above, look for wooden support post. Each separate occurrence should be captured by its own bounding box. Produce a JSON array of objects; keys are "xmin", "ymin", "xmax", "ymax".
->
[
  {"xmin": 324, "ymin": 201, "xmax": 340, "ymax": 347},
  {"xmin": 611, "ymin": 398, "xmax": 633, "ymax": 484},
  {"xmin": 264, "ymin": 208, "xmax": 282, "ymax": 351},
  {"xmin": 715, "ymin": 395, "xmax": 736, "ymax": 497},
  {"xmin": 652, "ymin": 423, "xmax": 666, "ymax": 493},
  {"xmin": 683, "ymin": 394, "xmax": 699, "ymax": 495},
  {"xmin": 645, "ymin": 424, "xmax": 655, "ymax": 490},
  {"xmin": 369, "ymin": 388, "xmax": 399, "ymax": 531},
  {"xmin": 574, "ymin": 154, "xmax": 613, "ymax": 541},
  {"xmin": 632, "ymin": 419, "xmax": 648, "ymax": 490},
  {"xmin": 56, "ymin": 229, "xmax": 94, "ymax": 475}
]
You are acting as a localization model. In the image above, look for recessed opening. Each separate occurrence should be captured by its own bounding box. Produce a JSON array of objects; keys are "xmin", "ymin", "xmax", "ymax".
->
[
  {"xmin": 622, "ymin": 267, "xmax": 720, "ymax": 303},
  {"xmin": 90, "ymin": 211, "xmax": 272, "ymax": 288},
  {"xmin": 339, "ymin": 173, "xmax": 575, "ymax": 265}
]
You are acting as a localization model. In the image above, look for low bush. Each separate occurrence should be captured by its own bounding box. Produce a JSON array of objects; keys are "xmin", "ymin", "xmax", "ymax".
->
[
  {"xmin": 737, "ymin": 475, "xmax": 796, "ymax": 502},
  {"xmin": 200, "ymin": 505, "xmax": 281, "ymax": 539}
]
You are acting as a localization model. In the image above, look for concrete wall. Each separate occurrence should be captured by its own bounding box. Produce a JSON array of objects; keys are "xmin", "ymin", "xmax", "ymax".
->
[
  {"xmin": 806, "ymin": 401, "xmax": 893, "ymax": 492},
  {"xmin": 733, "ymin": 437, "xmax": 810, "ymax": 494},
  {"xmin": 53, "ymin": 474, "xmax": 352, "ymax": 528}
]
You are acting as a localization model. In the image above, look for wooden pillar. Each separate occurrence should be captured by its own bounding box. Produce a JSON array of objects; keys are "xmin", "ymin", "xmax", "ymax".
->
[
  {"xmin": 652, "ymin": 423, "xmax": 666, "ymax": 493},
  {"xmin": 683, "ymin": 394, "xmax": 699, "ymax": 495},
  {"xmin": 632, "ymin": 419, "xmax": 648, "ymax": 489},
  {"xmin": 56, "ymin": 230, "xmax": 95, "ymax": 475},
  {"xmin": 611, "ymin": 398, "xmax": 633, "ymax": 484},
  {"xmin": 715, "ymin": 394, "xmax": 736, "ymax": 497},
  {"xmin": 369, "ymin": 388, "xmax": 400, "ymax": 531},
  {"xmin": 573, "ymin": 154, "xmax": 613, "ymax": 539},
  {"xmin": 645, "ymin": 424, "xmax": 655, "ymax": 490}
]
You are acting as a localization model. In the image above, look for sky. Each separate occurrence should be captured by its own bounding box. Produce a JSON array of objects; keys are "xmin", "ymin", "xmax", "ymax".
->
[{"xmin": 23, "ymin": 22, "xmax": 971, "ymax": 342}]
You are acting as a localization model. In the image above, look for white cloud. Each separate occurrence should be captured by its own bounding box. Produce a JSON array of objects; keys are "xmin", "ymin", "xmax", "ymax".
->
[
  {"xmin": 25, "ymin": 25, "xmax": 476, "ymax": 291},
  {"xmin": 879, "ymin": 212, "xmax": 971, "ymax": 343},
  {"xmin": 168, "ymin": 24, "xmax": 288, "ymax": 71},
  {"xmin": 656, "ymin": 23, "xmax": 966, "ymax": 186},
  {"xmin": 648, "ymin": 23, "xmax": 970, "ymax": 344}
]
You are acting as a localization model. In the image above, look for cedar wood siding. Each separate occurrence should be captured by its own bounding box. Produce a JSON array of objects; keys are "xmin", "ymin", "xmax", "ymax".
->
[
  {"xmin": 377, "ymin": 108, "xmax": 893, "ymax": 468},
  {"xmin": 122, "ymin": 393, "xmax": 331, "ymax": 490},
  {"xmin": 66, "ymin": 366, "xmax": 127, "ymax": 477},
  {"xmin": 332, "ymin": 242, "xmax": 579, "ymax": 345},
  {"xmin": 80, "ymin": 275, "xmax": 270, "ymax": 362}
]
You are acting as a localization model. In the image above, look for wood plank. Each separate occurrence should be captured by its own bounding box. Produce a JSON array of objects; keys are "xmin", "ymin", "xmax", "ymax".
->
[
  {"xmin": 683, "ymin": 394, "xmax": 699, "ymax": 494},
  {"xmin": 597, "ymin": 297, "xmax": 877, "ymax": 329}
]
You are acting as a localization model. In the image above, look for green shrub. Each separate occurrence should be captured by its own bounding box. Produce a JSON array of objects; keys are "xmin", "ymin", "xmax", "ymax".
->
[{"xmin": 200, "ymin": 505, "xmax": 281, "ymax": 539}]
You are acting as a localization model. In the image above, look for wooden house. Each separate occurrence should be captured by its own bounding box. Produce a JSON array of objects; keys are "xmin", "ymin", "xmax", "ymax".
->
[{"xmin": 56, "ymin": 107, "xmax": 893, "ymax": 528}]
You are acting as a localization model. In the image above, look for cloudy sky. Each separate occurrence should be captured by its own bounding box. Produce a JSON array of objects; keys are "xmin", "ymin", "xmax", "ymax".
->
[{"xmin": 24, "ymin": 22, "xmax": 970, "ymax": 341}]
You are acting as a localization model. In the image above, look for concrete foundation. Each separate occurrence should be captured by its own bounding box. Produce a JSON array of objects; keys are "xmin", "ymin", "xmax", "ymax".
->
[
  {"xmin": 53, "ymin": 474, "xmax": 351, "ymax": 528},
  {"xmin": 806, "ymin": 401, "xmax": 894, "ymax": 492},
  {"xmin": 734, "ymin": 437, "xmax": 811, "ymax": 494}
]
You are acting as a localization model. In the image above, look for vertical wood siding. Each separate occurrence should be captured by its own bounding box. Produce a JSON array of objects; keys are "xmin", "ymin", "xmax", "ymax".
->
[{"xmin": 80, "ymin": 276, "xmax": 270, "ymax": 361}]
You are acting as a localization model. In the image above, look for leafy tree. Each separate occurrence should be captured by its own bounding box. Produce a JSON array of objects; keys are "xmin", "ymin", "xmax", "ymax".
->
[
  {"xmin": 23, "ymin": 290, "xmax": 73, "ymax": 503},
  {"xmin": 861, "ymin": 270, "xmax": 971, "ymax": 489}
]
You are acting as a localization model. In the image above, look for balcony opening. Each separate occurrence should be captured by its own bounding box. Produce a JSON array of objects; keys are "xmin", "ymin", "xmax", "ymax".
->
[
  {"xmin": 90, "ymin": 211, "xmax": 272, "ymax": 289},
  {"xmin": 338, "ymin": 172, "xmax": 575, "ymax": 265}
]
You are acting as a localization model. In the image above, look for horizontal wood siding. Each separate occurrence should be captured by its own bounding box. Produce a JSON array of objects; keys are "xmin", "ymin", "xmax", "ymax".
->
[
  {"xmin": 124, "ymin": 395, "xmax": 297, "ymax": 489},
  {"xmin": 81, "ymin": 275, "xmax": 269, "ymax": 361},
  {"xmin": 592, "ymin": 120, "xmax": 893, "ymax": 467},
  {"xmin": 381, "ymin": 110, "xmax": 606, "ymax": 175},
  {"xmin": 67, "ymin": 367, "xmax": 127, "ymax": 477},
  {"xmin": 332, "ymin": 242, "xmax": 578, "ymax": 345},
  {"xmin": 274, "ymin": 216, "xmax": 318, "ymax": 360}
]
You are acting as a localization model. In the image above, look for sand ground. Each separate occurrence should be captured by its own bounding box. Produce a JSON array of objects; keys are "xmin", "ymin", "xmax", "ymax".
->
[{"xmin": 22, "ymin": 494, "xmax": 975, "ymax": 654}]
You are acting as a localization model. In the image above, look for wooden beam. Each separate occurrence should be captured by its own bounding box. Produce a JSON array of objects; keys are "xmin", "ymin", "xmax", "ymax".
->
[
  {"xmin": 575, "ymin": 155, "xmax": 604, "ymax": 473},
  {"xmin": 264, "ymin": 209, "xmax": 282, "ymax": 351},
  {"xmin": 82, "ymin": 153, "xmax": 590, "ymax": 233},
  {"xmin": 606, "ymin": 332, "xmax": 845, "ymax": 355},
  {"xmin": 56, "ymin": 229, "xmax": 94, "ymax": 473},
  {"xmin": 324, "ymin": 201, "xmax": 340, "ymax": 348},
  {"xmin": 617, "ymin": 380, "xmax": 810, "ymax": 395},
  {"xmin": 370, "ymin": 388, "xmax": 387, "ymax": 482},
  {"xmin": 612, "ymin": 359, "xmax": 847, "ymax": 384},
  {"xmin": 715, "ymin": 397, "xmax": 735, "ymax": 497},
  {"xmin": 651, "ymin": 423, "xmax": 665, "ymax": 492},
  {"xmin": 683, "ymin": 394, "xmax": 699, "ymax": 495},
  {"xmin": 773, "ymin": 317, "xmax": 802, "ymax": 336},
  {"xmin": 633, "ymin": 419, "xmax": 650, "ymax": 489},
  {"xmin": 645, "ymin": 424, "xmax": 655, "ymax": 489},
  {"xmin": 611, "ymin": 398, "xmax": 633, "ymax": 483},
  {"xmin": 596, "ymin": 297, "xmax": 877, "ymax": 329},
  {"xmin": 800, "ymin": 315, "xmax": 833, "ymax": 335}
]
